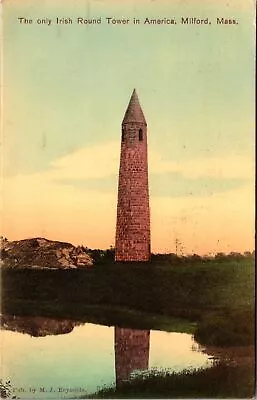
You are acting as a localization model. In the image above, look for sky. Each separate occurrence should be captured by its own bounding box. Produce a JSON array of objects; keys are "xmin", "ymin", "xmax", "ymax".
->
[{"xmin": 1, "ymin": 0, "xmax": 255, "ymax": 255}]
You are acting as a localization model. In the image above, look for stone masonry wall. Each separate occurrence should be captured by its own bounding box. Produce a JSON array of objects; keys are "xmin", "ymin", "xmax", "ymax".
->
[{"xmin": 115, "ymin": 121, "xmax": 151, "ymax": 261}]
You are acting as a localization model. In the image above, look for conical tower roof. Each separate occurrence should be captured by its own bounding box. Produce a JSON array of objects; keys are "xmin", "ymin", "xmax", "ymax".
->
[{"xmin": 122, "ymin": 89, "xmax": 146, "ymax": 124}]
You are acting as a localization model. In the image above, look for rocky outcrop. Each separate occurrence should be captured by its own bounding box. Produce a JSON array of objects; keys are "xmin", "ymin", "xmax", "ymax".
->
[{"xmin": 0, "ymin": 237, "xmax": 93, "ymax": 269}]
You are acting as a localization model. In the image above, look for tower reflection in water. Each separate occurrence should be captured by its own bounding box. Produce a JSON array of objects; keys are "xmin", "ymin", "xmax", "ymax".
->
[{"xmin": 114, "ymin": 327, "xmax": 150, "ymax": 387}]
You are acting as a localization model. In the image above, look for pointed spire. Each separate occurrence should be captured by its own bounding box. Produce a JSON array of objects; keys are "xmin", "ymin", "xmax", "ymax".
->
[{"xmin": 122, "ymin": 89, "xmax": 146, "ymax": 124}]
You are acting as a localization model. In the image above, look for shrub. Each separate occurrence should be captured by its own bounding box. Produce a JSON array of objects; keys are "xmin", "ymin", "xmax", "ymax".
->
[{"xmin": 194, "ymin": 309, "xmax": 255, "ymax": 347}]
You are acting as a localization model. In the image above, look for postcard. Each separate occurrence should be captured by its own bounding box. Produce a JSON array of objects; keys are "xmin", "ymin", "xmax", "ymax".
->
[{"xmin": 0, "ymin": 0, "xmax": 255, "ymax": 399}]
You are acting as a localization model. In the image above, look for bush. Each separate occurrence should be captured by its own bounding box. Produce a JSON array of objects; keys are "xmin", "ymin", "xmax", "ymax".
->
[{"xmin": 194, "ymin": 309, "xmax": 255, "ymax": 347}]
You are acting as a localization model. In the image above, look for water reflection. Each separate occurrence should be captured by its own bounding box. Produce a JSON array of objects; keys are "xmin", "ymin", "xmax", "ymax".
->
[
  {"xmin": 1, "ymin": 315, "xmax": 212, "ymax": 398},
  {"xmin": 1, "ymin": 314, "xmax": 79, "ymax": 337},
  {"xmin": 115, "ymin": 327, "xmax": 150, "ymax": 387}
]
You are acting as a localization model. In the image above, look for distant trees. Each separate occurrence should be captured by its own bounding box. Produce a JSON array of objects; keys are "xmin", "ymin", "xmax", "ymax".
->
[
  {"xmin": 151, "ymin": 251, "xmax": 254, "ymax": 265},
  {"xmin": 215, "ymin": 251, "xmax": 253, "ymax": 262},
  {"xmin": 80, "ymin": 245, "xmax": 254, "ymax": 266},
  {"xmin": 84, "ymin": 246, "xmax": 115, "ymax": 265}
]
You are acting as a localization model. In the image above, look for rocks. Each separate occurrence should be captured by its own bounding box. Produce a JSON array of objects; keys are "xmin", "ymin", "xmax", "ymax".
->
[{"xmin": 0, "ymin": 237, "xmax": 93, "ymax": 269}]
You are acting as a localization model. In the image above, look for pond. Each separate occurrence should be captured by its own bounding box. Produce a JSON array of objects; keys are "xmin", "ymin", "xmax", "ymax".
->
[{"xmin": 1, "ymin": 315, "xmax": 213, "ymax": 399}]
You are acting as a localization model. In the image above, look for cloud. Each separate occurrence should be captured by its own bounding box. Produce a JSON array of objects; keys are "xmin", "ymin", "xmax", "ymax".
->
[
  {"xmin": 49, "ymin": 141, "xmax": 120, "ymax": 180},
  {"xmin": 150, "ymin": 172, "xmax": 247, "ymax": 197},
  {"xmin": 45, "ymin": 141, "xmax": 253, "ymax": 198},
  {"xmin": 47, "ymin": 140, "xmax": 254, "ymax": 183},
  {"xmin": 149, "ymin": 150, "xmax": 254, "ymax": 180},
  {"xmin": 55, "ymin": 172, "xmax": 248, "ymax": 198}
]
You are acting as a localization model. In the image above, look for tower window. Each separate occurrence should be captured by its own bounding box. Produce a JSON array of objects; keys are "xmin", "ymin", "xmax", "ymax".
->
[
  {"xmin": 139, "ymin": 128, "xmax": 143, "ymax": 141},
  {"xmin": 122, "ymin": 127, "xmax": 125, "ymax": 142}
]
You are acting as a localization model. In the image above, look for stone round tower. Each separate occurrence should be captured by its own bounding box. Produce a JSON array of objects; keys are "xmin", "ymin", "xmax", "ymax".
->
[{"xmin": 115, "ymin": 89, "xmax": 151, "ymax": 262}]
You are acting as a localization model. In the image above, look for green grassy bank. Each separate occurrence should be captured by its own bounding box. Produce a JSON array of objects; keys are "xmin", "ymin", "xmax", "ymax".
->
[
  {"xmin": 88, "ymin": 363, "xmax": 255, "ymax": 399},
  {"xmin": 1, "ymin": 258, "xmax": 255, "ymax": 346}
]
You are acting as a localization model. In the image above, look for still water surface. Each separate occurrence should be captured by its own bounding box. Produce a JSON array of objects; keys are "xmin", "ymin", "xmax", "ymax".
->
[{"xmin": 1, "ymin": 316, "xmax": 213, "ymax": 399}]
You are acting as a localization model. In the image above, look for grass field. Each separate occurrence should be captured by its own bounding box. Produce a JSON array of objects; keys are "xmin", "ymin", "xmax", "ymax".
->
[{"xmin": 1, "ymin": 257, "xmax": 254, "ymax": 347}]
